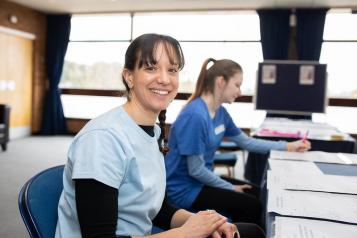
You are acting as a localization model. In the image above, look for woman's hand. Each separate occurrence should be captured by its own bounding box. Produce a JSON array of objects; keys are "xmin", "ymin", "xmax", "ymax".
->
[
  {"xmin": 234, "ymin": 184, "xmax": 252, "ymax": 193},
  {"xmin": 287, "ymin": 139, "xmax": 311, "ymax": 152},
  {"xmin": 179, "ymin": 210, "xmax": 227, "ymax": 238},
  {"xmin": 212, "ymin": 222, "xmax": 240, "ymax": 238}
]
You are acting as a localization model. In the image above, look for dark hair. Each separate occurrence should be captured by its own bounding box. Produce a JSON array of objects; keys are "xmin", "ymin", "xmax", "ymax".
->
[
  {"xmin": 122, "ymin": 33, "xmax": 185, "ymax": 155},
  {"xmin": 188, "ymin": 58, "xmax": 242, "ymax": 103}
]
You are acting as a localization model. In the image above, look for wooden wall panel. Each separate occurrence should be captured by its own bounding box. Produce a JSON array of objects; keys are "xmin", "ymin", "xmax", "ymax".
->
[
  {"xmin": 0, "ymin": 32, "xmax": 33, "ymax": 127},
  {"xmin": 0, "ymin": 1, "xmax": 46, "ymax": 133}
]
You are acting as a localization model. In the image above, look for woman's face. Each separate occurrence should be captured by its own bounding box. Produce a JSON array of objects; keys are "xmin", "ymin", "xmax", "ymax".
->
[
  {"xmin": 126, "ymin": 43, "xmax": 179, "ymax": 115},
  {"xmin": 221, "ymin": 72, "xmax": 243, "ymax": 104}
]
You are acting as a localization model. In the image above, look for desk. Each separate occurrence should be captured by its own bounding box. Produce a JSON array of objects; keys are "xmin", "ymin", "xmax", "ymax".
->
[
  {"xmin": 244, "ymin": 118, "xmax": 356, "ymax": 185},
  {"xmin": 265, "ymin": 160, "xmax": 357, "ymax": 237}
]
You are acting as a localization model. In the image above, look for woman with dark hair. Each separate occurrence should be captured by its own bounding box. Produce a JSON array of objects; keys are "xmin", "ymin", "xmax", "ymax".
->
[
  {"xmin": 165, "ymin": 58, "xmax": 311, "ymax": 227},
  {"xmin": 55, "ymin": 34, "xmax": 246, "ymax": 238}
]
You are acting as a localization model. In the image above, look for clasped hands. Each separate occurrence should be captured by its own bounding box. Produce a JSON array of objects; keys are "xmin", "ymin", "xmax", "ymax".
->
[{"xmin": 181, "ymin": 209, "xmax": 239, "ymax": 238}]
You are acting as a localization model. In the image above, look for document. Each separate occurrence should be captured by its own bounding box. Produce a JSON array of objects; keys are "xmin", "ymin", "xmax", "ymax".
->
[
  {"xmin": 268, "ymin": 159, "xmax": 323, "ymax": 175},
  {"xmin": 274, "ymin": 216, "xmax": 357, "ymax": 238},
  {"xmin": 270, "ymin": 150, "xmax": 357, "ymax": 165},
  {"xmin": 268, "ymin": 189, "xmax": 357, "ymax": 224},
  {"xmin": 337, "ymin": 153, "xmax": 357, "ymax": 165},
  {"xmin": 267, "ymin": 170, "xmax": 357, "ymax": 195}
]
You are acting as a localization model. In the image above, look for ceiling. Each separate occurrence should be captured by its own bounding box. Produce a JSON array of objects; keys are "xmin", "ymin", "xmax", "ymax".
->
[{"xmin": 8, "ymin": 0, "xmax": 357, "ymax": 14}]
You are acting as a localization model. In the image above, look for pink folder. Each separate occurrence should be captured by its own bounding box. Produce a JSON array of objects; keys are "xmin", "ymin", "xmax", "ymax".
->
[{"xmin": 257, "ymin": 128, "xmax": 301, "ymax": 138}]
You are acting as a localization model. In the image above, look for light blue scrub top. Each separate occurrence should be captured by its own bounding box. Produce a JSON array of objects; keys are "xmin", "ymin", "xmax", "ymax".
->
[{"xmin": 55, "ymin": 106, "xmax": 166, "ymax": 237}]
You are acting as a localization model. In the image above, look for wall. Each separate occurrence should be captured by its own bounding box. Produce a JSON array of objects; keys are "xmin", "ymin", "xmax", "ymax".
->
[{"xmin": 0, "ymin": 0, "xmax": 47, "ymax": 133}]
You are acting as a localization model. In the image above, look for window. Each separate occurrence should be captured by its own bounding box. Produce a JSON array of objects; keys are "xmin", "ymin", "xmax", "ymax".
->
[
  {"xmin": 61, "ymin": 11, "xmax": 357, "ymax": 134},
  {"xmin": 133, "ymin": 11, "xmax": 262, "ymax": 94},
  {"xmin": 61, "ymin": 11, "xmax": 264, "ymax": 130},
  {"xmin": 132, "ymin": 12, "xmax": 260, "ymax": 41},
  {"xmin": 60, "ymin": 14, "xmax": 131, "ymax": 90},
  {"xmin": 320, "ymin": 11, "xmax": 357, "ymax": 98},
  {"xmin": 60, "ymin": 11, "xmax": 262, "ymax": 94}
]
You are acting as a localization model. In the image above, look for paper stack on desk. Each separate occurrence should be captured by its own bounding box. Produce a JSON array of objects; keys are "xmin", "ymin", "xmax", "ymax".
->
[
  {"xmin": 274, "ymin": 217, "xmax": 357, "ymax": 238},
  {"xmin": 267, "ymin": 157, "xmax": 357, "ymax": 226},
  {"xmin": 270, "ymin": 150, "xmax": 357, "ymax": 165},
  {"xmin": 268, "ymin": 159, "xmax": 323, "ymax": 175},
  {"xmin": 267, "ymin": 170, "xmax": 357, "ymax": 195},
  {"xmin": 268, "ymin": 189, "xmax": 357, "ymax": 224}
]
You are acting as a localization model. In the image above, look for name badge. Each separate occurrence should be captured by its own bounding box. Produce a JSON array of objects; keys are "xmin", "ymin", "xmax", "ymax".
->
[{"xmin": 215, "ymin": 124, "xmax": 225, "ymax": 135}]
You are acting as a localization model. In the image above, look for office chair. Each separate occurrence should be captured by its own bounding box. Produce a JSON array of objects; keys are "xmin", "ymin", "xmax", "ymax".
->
[{"xmin": 18, "ymin": 165, "xmax": 64, "ymax": 238}]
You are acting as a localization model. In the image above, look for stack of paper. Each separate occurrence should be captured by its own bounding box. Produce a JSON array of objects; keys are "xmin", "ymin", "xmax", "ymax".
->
[
  {"xmin": 267, "ymin": 170, "xmax": 357, "ymax": 195},
  {"xmin": 268, "ymin": 159, "xmax": 323, "ymax": 175},
  {"xmin": 274, "ymin": 216, "xmax": 357, "ymax": 238},
  {"xmin": 268, "ymin": 189, "xmax": 357, "ymax": 224},
  {"xmin": 270, "ymin": 150, "xmax": 357, "ymax": 165}
]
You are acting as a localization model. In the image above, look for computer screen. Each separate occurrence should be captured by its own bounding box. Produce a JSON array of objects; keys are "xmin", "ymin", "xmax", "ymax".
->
[{"xmin": 254, "ymin": 60, "xmax": 327, "ymax": 115}]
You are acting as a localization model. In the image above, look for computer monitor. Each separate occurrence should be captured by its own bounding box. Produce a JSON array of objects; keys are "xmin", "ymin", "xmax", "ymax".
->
[{"xmin": 254, "ymin": 60, "xmax": 327, "ymax": 116}]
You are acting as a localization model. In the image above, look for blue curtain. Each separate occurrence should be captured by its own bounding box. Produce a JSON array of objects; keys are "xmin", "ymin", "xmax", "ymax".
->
[
  {"xmin": 41, "ymin": 14, "xmax": 71, "ymax": 135},
  {"xmin": 296, "ymin": 9, "xmax": 329, "ymax": 61},
  {"xmin": 257, "ymin": 9, "xmax": 291, "ymax": 60}
]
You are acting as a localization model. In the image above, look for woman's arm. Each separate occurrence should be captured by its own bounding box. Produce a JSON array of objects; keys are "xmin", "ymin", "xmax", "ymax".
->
[
  {"xmin": 229, "ymin": 131, "xmax": 286, "ymax": 154},
  {"xmin": 75, "ymin": 179, "xmax": 228, "ymax": 238},
  {"xmin": 187, "ymin": 155, "xmax": 235, "ymax": 190},
  {"xmin": 152, "ymin": 196, "xmax": 180, "ymax": 230},
  {"xmin": 75, "ymin": 179, "xmax": 129, "ymax": 238}
]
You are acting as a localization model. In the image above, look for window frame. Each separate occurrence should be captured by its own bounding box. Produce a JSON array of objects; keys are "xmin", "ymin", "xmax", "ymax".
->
[{"xmin": 61, "ymin": 10, "xmax": 357, "ymax": 130}]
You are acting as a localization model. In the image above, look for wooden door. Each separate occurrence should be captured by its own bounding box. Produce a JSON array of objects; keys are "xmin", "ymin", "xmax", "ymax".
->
[{"xmin": 0, "ymin": 30, "xmax": 33, "ymax": 135}]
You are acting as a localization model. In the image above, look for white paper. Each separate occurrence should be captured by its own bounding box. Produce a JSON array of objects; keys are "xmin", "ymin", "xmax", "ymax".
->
[
  {"xmin": 267, "ymin": 170, "xmax": 357, "ymax": 194},
  {"xmin": 268, "ymin": 189, "xmax": 357, "ymax": 224},
  {"xmin": 270, "ymin": 150, "xmax": 357, "ymax": 165},
  {"xmin": 274, "ymin": 216, "xmax": 357, "ymax": 238},
  {"xmin": 337, "ymin": 153, "xmax": 357, "ymax": 165},
  {"xmin": 268, "ymin": 159, "xmax": 323, "ymax": 175}
]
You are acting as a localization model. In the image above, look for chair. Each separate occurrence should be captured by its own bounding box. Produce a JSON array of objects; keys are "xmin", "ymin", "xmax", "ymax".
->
[
  {"xmin": 18, "ymin": 165, "xmax": 64, "ymax": 238},
  {"xmin": 213, "ymin": 141, "xmax": 245, "ymax": 178},
  {"xmin": 0, "ymin": 104, "xmax": 11, "ymax": 151},
  {"xmin": 213, "ymin": 152, "xmax": 237, "ymax": 177}
]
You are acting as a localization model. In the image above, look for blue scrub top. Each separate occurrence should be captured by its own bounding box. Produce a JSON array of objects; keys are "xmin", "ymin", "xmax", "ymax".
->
[{"xmin": 165, "ymin": 97, "xmax": 241, "ymax": 208}]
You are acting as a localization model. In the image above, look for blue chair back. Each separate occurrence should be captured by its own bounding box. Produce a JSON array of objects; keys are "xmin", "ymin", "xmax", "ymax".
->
[{"xmin": 18, "ymin": 165, "xmax": 64, "ymax": 238}]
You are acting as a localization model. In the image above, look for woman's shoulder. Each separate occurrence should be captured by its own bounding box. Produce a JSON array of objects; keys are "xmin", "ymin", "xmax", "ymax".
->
[
  {"xmin": 181, "ymin": 98, "xmax": 207, "ymax": 116},
  {"xmin": 74, "ymin": 107, "xmax": 129, "ymax": 142},
  {"xmin": 174, "ymin": 102, "xmax": 209, "ymax": 129},
  {"xmin": 81, "ymin": 106, "xmax": 130, "ymax": 130}
]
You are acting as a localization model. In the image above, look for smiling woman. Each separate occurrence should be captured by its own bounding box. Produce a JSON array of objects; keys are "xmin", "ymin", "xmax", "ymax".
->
[
  {"xmin": 121, "ymin": 34, "xmax": 184, "ymax": 118},
  {"xmin": 121, "ymin": 34, "xmax": 184, "ymax": 152}
]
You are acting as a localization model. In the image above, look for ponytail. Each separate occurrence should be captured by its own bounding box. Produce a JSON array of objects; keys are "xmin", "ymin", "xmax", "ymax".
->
[
  {"xmin": 187, "ymin": 58, "xmax": 243, "ymax": 104},
  {"xmin": 158, "ymin": 110, "xmax": 169, "ymax": 155},
  {"xmin": 187, "ymin": 58, "xmax": 216, "ymax": 104}
]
